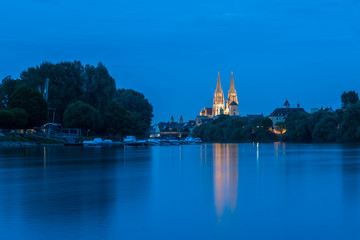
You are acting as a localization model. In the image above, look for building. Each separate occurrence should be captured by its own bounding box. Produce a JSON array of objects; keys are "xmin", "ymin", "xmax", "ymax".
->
[
  {"xmin": 151, "ymin": 116, "xmax": 195, "ymax": 138},
  {"xmin": 200, "ymin": 72, "xmax": 239, "ymax": 118},
  {"xmin": 269, "ymin": 100, "xmax": 307, "ymax": 125},
  {"xmin": 200, "ymin": 107, "xmax": 212, "ymax": 117},
  {"xmin": 195, "ymin": 116, "xmax": 212, "ymax": 125}
]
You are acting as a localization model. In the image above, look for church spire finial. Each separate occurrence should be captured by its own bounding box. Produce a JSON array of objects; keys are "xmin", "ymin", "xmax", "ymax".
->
[
  {"xmin": 216, "ymin": 72, "xmax": 222, "ymax": 91},
  {"xmin": 227, "ymin": 72, "xmax": 238, "ymax": 106},
  {"xmin": 230, "ymin": 72, "xmax": 235, "ymax": 90}
]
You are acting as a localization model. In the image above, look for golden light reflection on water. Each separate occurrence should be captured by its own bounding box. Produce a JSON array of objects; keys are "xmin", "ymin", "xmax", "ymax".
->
[
  {"xmin": 256, "ymin": 142, "xmax": 259, "ymax": 167},
  {"xmin": 213, "ymin": 143, "xmax": 238, "ymax": 218},
  {"xmin": 274, "ymin": 142, "xmax": 286, "ymax": 156},
  {"xmin": 43, "ymin": 147, "xmax": 47, "ymax": 168}
]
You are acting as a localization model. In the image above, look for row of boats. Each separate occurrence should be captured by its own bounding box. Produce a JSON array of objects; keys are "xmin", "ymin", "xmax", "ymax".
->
[{"xmin": 76, "ymin": 136, "xmax": 202, "ymax": 147}]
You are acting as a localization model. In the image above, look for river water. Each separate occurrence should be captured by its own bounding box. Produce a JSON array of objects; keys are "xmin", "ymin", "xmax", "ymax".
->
[{"xmin": 0, "ymin": 143, "xmax": 359, "ymax": 239}]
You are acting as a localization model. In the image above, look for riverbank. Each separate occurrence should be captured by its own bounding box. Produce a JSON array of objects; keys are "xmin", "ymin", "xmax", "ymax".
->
[{"xmin": 0, "ymin": 134, "xmax": 64, "ymax": 147}]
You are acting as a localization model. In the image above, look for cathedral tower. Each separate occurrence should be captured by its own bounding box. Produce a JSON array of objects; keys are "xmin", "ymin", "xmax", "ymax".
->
[
  {"xmin": 227, "ymin": 72, "xmax": 238, "ymax": 105},
  {"xmin": 213, "ymin": 72, "xmax": 225, "ymax": 117}
]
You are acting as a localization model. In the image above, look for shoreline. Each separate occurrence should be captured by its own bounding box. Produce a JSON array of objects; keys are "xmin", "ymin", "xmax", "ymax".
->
[
  {"xmin": 0, "ymin": 134, "xmax": 65, "ymax": 147},
  {"xmin": 1, "ymin": 140, "xmax": 359, "ymax": 148},
  {"xmin": 0, "ymin": 141, "xmax": 64, "ymax": 147}
]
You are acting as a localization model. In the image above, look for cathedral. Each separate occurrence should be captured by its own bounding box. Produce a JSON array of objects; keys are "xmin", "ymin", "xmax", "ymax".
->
[{"xmin": 200, "ymin": 72, "xmax": 239, "ymax": 118}]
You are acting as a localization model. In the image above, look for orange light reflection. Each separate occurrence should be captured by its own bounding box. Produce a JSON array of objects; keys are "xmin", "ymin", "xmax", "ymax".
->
[{"xmin": 213, "ymin": 144, "xmax": 238, "ymax": 218}]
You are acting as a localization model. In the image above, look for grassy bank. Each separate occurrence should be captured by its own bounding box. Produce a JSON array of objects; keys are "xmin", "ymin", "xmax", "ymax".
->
[{"xmin": 0, "ymin": 133, "xmax": 64, "ymax": 145}]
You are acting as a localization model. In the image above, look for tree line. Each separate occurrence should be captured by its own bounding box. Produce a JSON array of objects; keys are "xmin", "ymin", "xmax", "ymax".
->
[
  {"xmin": 0, "ymin": 61, "xmax": 153, "ymax": 137},
  {"xmin": 192, "ymin": 115, "xmax": 278, "ymax": 142},
  {"xmin": 192, "ymin": 91, "xmax": 360, "ymax": 143},
  {"xmin": 282, "ymin": 91, "xmax": 360, "ymax": 142}
]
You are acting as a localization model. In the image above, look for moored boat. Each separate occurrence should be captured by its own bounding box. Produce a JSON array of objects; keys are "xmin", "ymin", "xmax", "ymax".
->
[
  {"xmin": 147, "ymin": 138, "xmax": 160, "ymax": 146},
  {"xmin": 184, "ymin": 137, "xmax": 195, "ymax": 144},
  {"xmin": 93, "ymin": 138, "xmax": 103, "ymax": 144},
  {"xmin": 135, "ymin": 140, "xmax": 147, "ymax": 146},
  {"xmin": 158, "ymin": 139, "xmax": 170, "ymax": 146},
  {"xmin": 168, "ymin": 138, "xmax": 180, "ymax": 145},
  {"xmin": 99, "ymin": 139, "xmax": 124, "ymax": 148},
  {"xmin": 123, "ymin": 136, "xmax": 136, "ymax": 145},
  {"xmin": 83, "ymin": 140, "xmax": 99, "ymax": 147}
]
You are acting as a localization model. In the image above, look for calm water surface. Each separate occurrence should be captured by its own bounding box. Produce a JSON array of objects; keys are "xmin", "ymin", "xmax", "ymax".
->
[{"xmin": 0, "ymin": 143, "xmax": 360, "ymax": 239}]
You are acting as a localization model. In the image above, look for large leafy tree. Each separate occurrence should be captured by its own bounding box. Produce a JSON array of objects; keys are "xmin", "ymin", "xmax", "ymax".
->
[
  {"xmin": 341, "ymin": 91, "xmax": 359, "ymax": 110},
  {"xmin": 312, "ymin": 114, "xmax": 338, "ymax": 142},
  {"xmin": 1, "ymin": 61, "xmax": 153, "ymax": 136},
  {"xmin": 19, "ymin": 61, "xmax": 116, "ymax": 123},
  {"xmin": 340, "ymin": 102, "xmax": 360, "ymax": 142},
  {"xmin": 114, "ymin": 89, "xmax": 153, "ymax": 136},
  {"xmin": 0, "ymin": 110, "xmax": 14, "ymax": 129},
  {"xmin": 9, "ymin": 108, "xmax": 28, "ymax": 129},
  {"xmin": 20, "ymin": 61, "xmax": 84, "ymax": 123},
  {"xmin": 0, "ymin": 76, "xmax": 24, "ymax": 107},
  {"xmin": 104, "ymin": 101, "xmax": 132, "ymax": 136},
  {"xmin": 0, "ymin": 108, "xmax": 28, "ymax": 129},
  {"xmin": 63, "ymin": 101, "xmax": 102, "ymax": 132},
  {"xmin": 82, "ymin": 62, "xmax": 116, "ymax": 114},
  {"xmin": 282, "ymin": 112, "xmax": 312, "ymax": 142},
  {"xmin": 8, "ymin": 86, "xmax": 48, "ymax": 128}
]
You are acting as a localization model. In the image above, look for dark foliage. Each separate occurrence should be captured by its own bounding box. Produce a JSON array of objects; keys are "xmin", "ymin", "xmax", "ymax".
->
[
  {"xmin": 114, "ymin": 89, "xmax": 153, "ymax": 137},
  {"xmin": 339, "ymin": 102, "xmax": 360, "ymax": 141},
  {"xmin": 0, "ymin": 61, "xmax": 153, "ymax": 136},
  {"xmin": 19, "ymin": 61, "xmax": 116, "ymax": 123},
  {"xmin": 341, "ymin": 91, "xmax": 359, "ymax": 110},
  {"xmin": 0, "ymin": 76, "xmax": 24, "ymax": 102},
  {"xmin": 282, "ymin": 105, "xmax": 360, "ymax": 143},
  {"xmin": 8, "ymin": 86, "xmax": 48, "ymax": 128},
  {"xmin": 104, "ymin": 101, "xmax": 132, "ymax": 136},
  {"xmin": 9, "ymin": 108, "xmax": 28, "ymax": 129},
  {"xmin": 0, "ymin": 110, "xmax": 15, "ymax": 129},
  {"xmin": 192, "ymin": 115, "xmax": 278, "ymax": 142},
  {"xmin": 63, "ymin": 101, "xmax": 102, "ymax": 132}
]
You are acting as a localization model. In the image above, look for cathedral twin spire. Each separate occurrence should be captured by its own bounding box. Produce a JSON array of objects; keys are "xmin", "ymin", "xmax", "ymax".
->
[
  {"xmin": 227, "ymin": 72, "xmax": 238, "ymax": 105},
  {"xmin": 216, "ymin": 72, "xmax": 222, "ymax": 93},
  {"xmin": 213, "ymin": 72, "xmax": 225, "ymax": 116},
  {"xmin": 229, "ymin": 72, "xmax": 235, "ymax": 91},
  {"xmin": 212, "ymin": 72, "xmax": 238, "ymax": 117}
]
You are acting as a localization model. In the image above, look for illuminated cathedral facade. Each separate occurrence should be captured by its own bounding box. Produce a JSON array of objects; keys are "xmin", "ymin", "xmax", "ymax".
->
[{"xmin": 200, "ymin": 72, "xmax": 239, "ymax": 118}]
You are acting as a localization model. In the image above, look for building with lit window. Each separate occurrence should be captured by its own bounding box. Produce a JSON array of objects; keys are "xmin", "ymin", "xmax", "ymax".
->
[{"xmin": 269, "ymin": 100, "xmax": 306, "ymax": 125}]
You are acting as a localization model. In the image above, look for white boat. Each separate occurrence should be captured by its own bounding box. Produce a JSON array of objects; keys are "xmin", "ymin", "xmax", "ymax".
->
[
  {"xmin": 194, "ymin": 138, "xmax": 203, "ymax": 144},
  {"xmin": 123, "ymin": 136, "xmax": 136, "ymax": 145},
  {"xmin": 100, "ymin": 139, "xmax": 121, "ymax": 147},
  {"xmin": 83, "ymin": 138, "xmax": 103, "ymax": 147},
  {"xmin": 147, "ymin": 139, "xmax": 160, "ymax": 146},
  {"xmin": 168, "ymin": 139, "xmax": 180, "ymax": 145},
  {"xmin": 83, "ymin": 140, "xmax": 99, "ymax": 147},
  {"xmin": 135, "ymin": 140, "xmax": 147, "ymax": 146},
  {"xmin": 184, "ymin": 137, "xmax": 195, "ymax": 144},
  {"xmin": 158, "ymin": 139, "xmax": 170, "ymax": 146}
]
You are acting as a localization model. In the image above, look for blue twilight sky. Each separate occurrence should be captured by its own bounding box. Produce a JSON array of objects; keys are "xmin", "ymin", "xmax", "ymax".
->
[{"xmin": 1, "ymin": 0, "xmax": 360, "ymax": 123}]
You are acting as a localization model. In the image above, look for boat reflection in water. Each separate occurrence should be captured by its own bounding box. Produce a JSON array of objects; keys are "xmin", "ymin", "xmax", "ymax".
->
[{"xmin": 212, "ymin": 143, "xmax": 238, "ymax": 218}]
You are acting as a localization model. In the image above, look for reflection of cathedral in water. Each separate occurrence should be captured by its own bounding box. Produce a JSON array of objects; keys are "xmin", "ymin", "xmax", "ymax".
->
[{"xmin": 213, "ymin": 144, "xmax": 239, "ymax": 217}]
